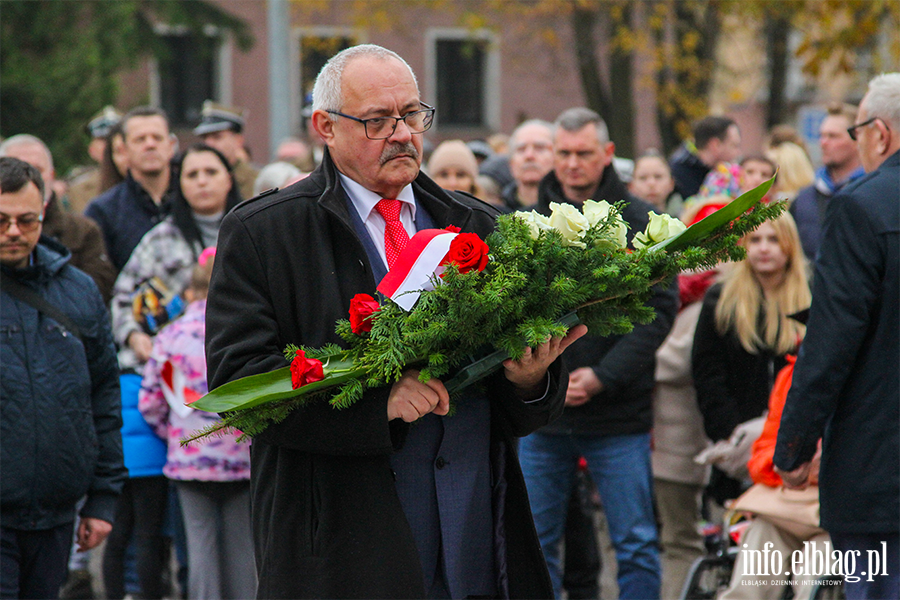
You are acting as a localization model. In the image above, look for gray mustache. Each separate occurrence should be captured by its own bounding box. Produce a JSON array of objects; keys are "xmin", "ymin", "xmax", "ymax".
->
[{"xmin": 381, "ymin": 142, "xmax": 419, "ymax": 165}]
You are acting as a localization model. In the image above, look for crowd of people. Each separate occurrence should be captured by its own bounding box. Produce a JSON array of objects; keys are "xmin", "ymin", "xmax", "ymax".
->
[{"xmin": 1, "ymin": 41, "xmax": 897, "ymax": 600}]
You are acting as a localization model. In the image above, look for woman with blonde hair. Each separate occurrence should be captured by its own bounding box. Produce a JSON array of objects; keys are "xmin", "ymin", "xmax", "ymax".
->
[
  {"xmin": 766, "ymin": 141, "xmax": 815, "ymax": 202},
  {"xmin": 692, "ymin": 212, "xmax": 811, "ymax": 504}
]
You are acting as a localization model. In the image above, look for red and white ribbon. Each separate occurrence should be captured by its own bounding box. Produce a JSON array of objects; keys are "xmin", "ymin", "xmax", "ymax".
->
[
  {"xmin": 377, "ymin": 228, "xmax": 457, "ymax": 311},
  {"xmin": 161, "ymin": 360, "xmax": 203, "ymax": 418}
]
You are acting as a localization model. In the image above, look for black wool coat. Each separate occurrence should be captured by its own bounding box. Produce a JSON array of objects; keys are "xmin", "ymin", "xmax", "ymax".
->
[
  {"xmin": 206, "ymin": 151, "xmax": 565, "ymax": 599},
  {"xmin": 775, "ymin": 151, "xmax": 899, "ymax": 534}
]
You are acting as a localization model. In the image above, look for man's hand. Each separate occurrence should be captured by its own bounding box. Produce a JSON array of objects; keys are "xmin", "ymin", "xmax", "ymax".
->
[
  {"xmin": 503, "ymin": 324, "xmax": 588, "ymax": 399},
  {"xmin": 776, "ymin": 461, "xmax": 812, "ymax": 490},
  {"xmin": 808, "ymin": 444, "xmax": 822, "ymax": 486},
  {"xmin": 128, "ymin": 331, "xmax": 153, "ymax": 363},
  {"xmin": 565, "ymin": 365, "xmax": 602, "ymax": 407},
  {"xmin": 76, "ymin": 517, "xmax": 113, "ymax": 552},
  {"xmin": 387, "ymin": 370, "xmax": 450, "ymax": 422}
]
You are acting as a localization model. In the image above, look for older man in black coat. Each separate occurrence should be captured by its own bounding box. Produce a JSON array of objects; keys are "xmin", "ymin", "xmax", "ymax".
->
[
  {"xmin": 775, "ymin": 72, "xmax": 900, "ymax": 600},
  {"xmin": 206, "ymin": 44, "xmax": 584, "ymax": 599}
]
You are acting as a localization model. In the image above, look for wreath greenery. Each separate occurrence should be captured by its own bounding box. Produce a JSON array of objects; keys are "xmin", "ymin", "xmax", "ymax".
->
[{"xmin": 184, "ymin": 179, "xmax": 783, "ymax": 444}]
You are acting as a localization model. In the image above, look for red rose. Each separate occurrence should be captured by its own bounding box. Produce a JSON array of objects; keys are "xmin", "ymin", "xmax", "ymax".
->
[
  {"xmin": 349, "ymin": 293, "xmax": 380, "ymax": 334},
  {"xmin": 290, "ymin": 349, "xmax": 325, "ymax": 389},
  {"xmin": 444, "ymin": 225, "xmax": 461, "ymax": 233},
  {"xmin": 442, "ymin": 232, "xmax": 489, "ymax": 274}
]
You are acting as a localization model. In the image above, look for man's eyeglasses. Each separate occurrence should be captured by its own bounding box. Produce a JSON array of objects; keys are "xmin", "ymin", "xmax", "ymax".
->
[
  {"xmin": 0, "ymin": 213, "xmax": 43, "ymax": 233},
  {"xmin": 847, "ymin": 116, "xmax": 888, "ymax": 141},
  {"xmin": 327, "ymin": 103, "xmax": 435, "ymax": 140}
]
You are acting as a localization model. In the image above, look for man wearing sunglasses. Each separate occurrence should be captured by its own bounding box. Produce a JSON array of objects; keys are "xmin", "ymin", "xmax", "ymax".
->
[
  {"xmin": 790, "ymin": 102, "xmax": 866, "ymax": 262},
  {"xmin": 0, "ymin": 157, "xmax": 125, "ymax": 599},
  {"xmin": 776, "ymin": 72, "xmax": 900, "ymax": 600},
  {"xmin": 206, "ymin": 44, "xmax": 584, "ymax": 599}
]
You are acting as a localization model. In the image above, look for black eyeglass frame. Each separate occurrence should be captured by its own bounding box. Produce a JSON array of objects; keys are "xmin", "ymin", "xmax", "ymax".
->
[
  {"xmin": 0, "ymin": 213, "xmax": 44, "ymax": 233},
  {"xmin": 847, "ymin": 116, "xmax": 889, "ymax": 141},
  {"xmin": 327, "ymin": 102, "xmax": 435, "ymax": 140}
]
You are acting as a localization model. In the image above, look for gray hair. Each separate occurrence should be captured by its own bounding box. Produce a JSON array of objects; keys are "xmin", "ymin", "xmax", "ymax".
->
[
  {"xmin": 312, "ymin": 44, "xmax": 418, "ymax": 118},
  {"xmin": 554, "ymin": 107, "xmax": 609, "ymax": 144},
  {"xmin": 510, "ymin": 119, "xmax": 554, "ymax": 150},
  {"xmin": 253, "ymin": 161, "xmax": 302, "ymax": 197},
  {"xmin": 864, "ymin": 72, "xmax": 900, "ymax": 132},
  {"xmin": 0, "ymin": 134, "xmax": 54, "ymax": 174}
]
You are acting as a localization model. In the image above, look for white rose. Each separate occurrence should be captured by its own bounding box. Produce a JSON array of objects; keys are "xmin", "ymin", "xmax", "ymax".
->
[
  {"xmin": 582, "ymin": 199, "xmax": 612, "ymax": 227},
  {"xmin": 549, "ymin": 202, "xmax": 589, "ymax": 248},
  {"xmin": 608, "ymin": 218, "xmax": 628, "ymax": 249},
  {"xmin": 634, "ymin": 211, "xmax": 687, "ymax": 249},
  {"xmin": 583, "ymin": 199, "xmax": 627, "ymax": 249},
  {"xmin": 515, "ymin": 210, "xmax": 553, "ymax": 240}
]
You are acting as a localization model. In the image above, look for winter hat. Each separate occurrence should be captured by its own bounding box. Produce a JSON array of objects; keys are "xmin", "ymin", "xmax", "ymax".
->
[{"xmin": 427, "ymin": 140, "xmax": 479, "ymax": 180}]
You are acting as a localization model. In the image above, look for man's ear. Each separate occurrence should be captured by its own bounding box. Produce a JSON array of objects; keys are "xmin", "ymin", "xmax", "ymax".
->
[
  {"xmin": 311, "ymin": 110, "xmax": 335, "ymax": 146},
  {"xmin": 603, "ymin": 141, "xmax": 616, "ymax": 166},
  {"xmin": 874, "ymin": 119, "xmax": 891, "ymax": 156}
]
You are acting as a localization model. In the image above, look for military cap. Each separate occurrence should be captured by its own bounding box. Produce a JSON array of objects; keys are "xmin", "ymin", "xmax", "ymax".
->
[
  {"xmin": 86, "ymin": 106, "xmax": 123, "ymax": 138},
  {"xmin": 194, "ymin": 100, "xmax": 246, "ymax": 135}
]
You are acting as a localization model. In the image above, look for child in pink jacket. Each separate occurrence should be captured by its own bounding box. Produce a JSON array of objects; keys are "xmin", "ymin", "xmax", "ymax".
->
[{"xmin": 139, "ymin": 250, "xmax": 256, "ymax": 598}]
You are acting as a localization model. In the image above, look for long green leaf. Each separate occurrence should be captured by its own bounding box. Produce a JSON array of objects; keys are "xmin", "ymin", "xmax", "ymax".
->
[
  {"xmin": 191, "ymin": 358, "xmax": 361, "ymax": 413},
  {"xmin": 649, "ymin": 176, "xmax": 775, "ymax": 253}
]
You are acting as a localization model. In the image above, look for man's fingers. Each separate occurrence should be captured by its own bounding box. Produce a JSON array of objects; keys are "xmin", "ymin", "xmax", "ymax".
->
[
  {"xmin": 558, "ymin": 324, "xmax": 588, "ymax": 354},
  {"xmin": 522, "ymin": 324, "xmax": 587, "ymax": 365},
  {"xmin": 565, "ymin": 393, "xmax": 590, "ymax": 407},
  {"xmin": 388, "ymin": 371, "xmax": 449, "ymax": 422},
  {"xmin": 432, "ymin": 393, "xmax": 450, "ymax": 416},
  {"xmin": 423, "ymin": 376, "xmax": 449, "ymax": 406}
]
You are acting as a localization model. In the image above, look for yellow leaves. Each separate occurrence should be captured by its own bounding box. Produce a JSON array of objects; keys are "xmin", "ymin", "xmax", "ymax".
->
[
  {"xmin": 540, "ymin": 28, "xmax": 560, "ymax": 46},
  {"xmin": 682, "ymin": 30, "xmax": 701, "ymax": 53},
  {"xmin": 461, "ymin": 12, "xmax": 489, "ymax": 30}
]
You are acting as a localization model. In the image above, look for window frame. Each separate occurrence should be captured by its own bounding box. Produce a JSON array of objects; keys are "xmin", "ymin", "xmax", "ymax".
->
[
  {"xmin": 425, "ymin": 28, "xmax": 500, "ymax": 134},
  {"xmin": 290, "ymin": 26, "xmax": 363, "ymax": 136},
  {"xmin": 149, "ymin": 24, "xmax": 232, "ymax": 128}
]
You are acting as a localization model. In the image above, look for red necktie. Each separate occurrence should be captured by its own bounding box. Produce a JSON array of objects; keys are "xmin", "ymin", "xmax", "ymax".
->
[{"xmin": 375, "ymin": 199, "xmax": 410, "ymax": 269}]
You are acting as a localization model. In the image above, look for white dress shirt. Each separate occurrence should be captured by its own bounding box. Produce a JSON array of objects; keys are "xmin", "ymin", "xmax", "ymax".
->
[{"xmin": 339, "ymin": 173, "xmax": 417, "ymax": 269}]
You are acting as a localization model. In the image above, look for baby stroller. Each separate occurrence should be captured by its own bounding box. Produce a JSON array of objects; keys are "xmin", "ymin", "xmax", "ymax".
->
[{"xmin": 679, "ymin": 509, "xmax": 844, "ymax": 600}]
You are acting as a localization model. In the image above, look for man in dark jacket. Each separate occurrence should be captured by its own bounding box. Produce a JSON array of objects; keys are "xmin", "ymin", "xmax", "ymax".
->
[
  {"xmin": 790, "ymin": 102, "xmax": 866, "ymax": 261},
  {"xmin": 205, "ymin": 44, "xmax": 583, "ymax": 599},
  {"xmin": 0, "ymin": 157, "xmax": 125, "ymax": 599},
  {"xmin": 775, "ymin": 72, "xmax": 900, "ymax": 600},
  {"xmin": 0, "ymin": 134, "xmax": 116, "ymax": 303},
  {"xmin": 521, "ymin": 107, "xmax": 678, "ymax": 600},
  {"xmin": 85, "ymin": 106, "xmax": 176, "ymax": 273},
  {"xmin": 669, "ymin": 115, "xmax": 742, "ymax": 199}
]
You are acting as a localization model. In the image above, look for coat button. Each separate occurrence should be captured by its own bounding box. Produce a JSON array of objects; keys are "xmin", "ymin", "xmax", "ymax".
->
[{"xmin": 435, "ymin": 457, "xmax": 447, "ymax": 469}]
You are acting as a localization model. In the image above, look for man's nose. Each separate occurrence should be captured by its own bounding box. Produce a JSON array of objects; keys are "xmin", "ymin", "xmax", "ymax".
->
[{"xmin": 388, "ymin": 118, "xmax": 413, "ymax": 143}]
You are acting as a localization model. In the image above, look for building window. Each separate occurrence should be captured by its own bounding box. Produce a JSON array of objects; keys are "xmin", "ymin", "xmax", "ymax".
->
[
  {"xmin": 292, "ymin": 31, "xmax": 358, "ymax": 134},
  {"xmin": 426, "ymin": 30, "xmax": 500, "ymax": 132},
  {"xmin": 153, "ymin": 29, "xmax": 225, "ymax": 128},
  {"xmin": 299, "ymin": 34, "xmax": 356, "ymax": 107},
  {"xmin": 436, "ymin": 39, "xmax": 486, "ymax": 127}
]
